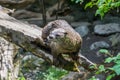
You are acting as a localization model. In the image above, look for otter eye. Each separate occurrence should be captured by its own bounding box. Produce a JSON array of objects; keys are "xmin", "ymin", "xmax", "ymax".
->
[
  {"xmin": 49, "ymin": 36, "xmax": 54, "ymax": 39},
  {"xmin": 56, "ymin": 34, "xmax": 60, "ymax": 37},
  {"xmin": 64, "ymin": 32, "xmax": 67, "ymax": 35}
]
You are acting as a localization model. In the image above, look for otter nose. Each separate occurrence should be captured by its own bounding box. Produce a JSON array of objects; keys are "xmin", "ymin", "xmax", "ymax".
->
[
  {"xmin": 49, "ymin": 35, "xmax": 55, "ymax": 39},
  {"xmin": 49, "ymin": 36, "xmax": 53, "ymax": 39}
]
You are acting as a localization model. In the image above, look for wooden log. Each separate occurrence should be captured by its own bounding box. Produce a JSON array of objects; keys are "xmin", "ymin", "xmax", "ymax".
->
[
  {"xmin": 0, "ymin": 37, "xmax": 20, "ymax": 80},
  {"xmin": 0, "ymin": 0, "xmax": 35, "ymax": 9}
]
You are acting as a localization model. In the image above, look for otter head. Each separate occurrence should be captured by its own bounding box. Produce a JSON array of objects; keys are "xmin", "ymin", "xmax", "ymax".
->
[{"xmin": 47, "ymin": 28, "xmax": 67, "ymax": 43}]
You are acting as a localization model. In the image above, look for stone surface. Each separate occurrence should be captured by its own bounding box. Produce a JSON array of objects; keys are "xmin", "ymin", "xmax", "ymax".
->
[
  {"xmin": 90, "ymin": 41, "xmax": 110, "ymax": 50},
  {"xmin": 103, "ymin": 16, "xmax": 120, "ymax": 24},
  {"xmin": 75, "ymin": 25, "xmax": 89, "ymax": 37},
  {"xmin": 95, "ymin": 74, "xmax": 106, "ymax": 80},
  {"xmin": 109, "ymin": 33, "xmax": 120, "ymax": 46},
  {"xmin": 93, "ymin": 20, "xmax": 103, "ymax": 26},
  {"xmin": 94, "ymin": 23, "xmax": 120, "ymax": 35}
]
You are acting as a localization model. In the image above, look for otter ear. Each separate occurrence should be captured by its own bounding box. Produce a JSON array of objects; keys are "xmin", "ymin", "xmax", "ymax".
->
[{"xmin": 52, "ymin": 23, "xmax": 57, "ymax": 28}]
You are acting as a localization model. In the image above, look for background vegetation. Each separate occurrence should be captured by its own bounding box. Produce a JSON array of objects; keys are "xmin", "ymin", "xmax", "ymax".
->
[{"xmin": 71, "ymin": 0, "xmax": 120, "ymax": 18}]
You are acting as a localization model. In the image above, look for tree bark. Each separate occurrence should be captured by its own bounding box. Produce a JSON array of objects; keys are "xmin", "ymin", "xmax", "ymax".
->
[
  {"xmin": 0, "ymin": 0, "xmax": 35, "ymax": 9},
  {"xmin": 0, "ymin": 37, "xmax": 20, "ymax": 80}
]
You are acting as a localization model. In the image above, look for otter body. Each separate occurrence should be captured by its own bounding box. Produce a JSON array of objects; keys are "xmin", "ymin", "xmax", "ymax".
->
[{"xmin": 42, "ymin": 20, "xmax": 82, "ymax": 62}]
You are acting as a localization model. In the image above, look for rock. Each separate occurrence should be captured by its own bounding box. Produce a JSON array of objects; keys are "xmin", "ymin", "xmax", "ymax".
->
[
  {"xmin": 90, "ymin": 41, "xmax": 110, "ymax": 50},
  {"xmin": 93, "ymin": 20, "xmax": 103, "ymax": 26},
  {"xmin": 95, "ymin": 74, "xmax": 106, "ymax": 80},
  {"xmin": 74, "ymin": 22, "xmax": 91, "ymax": 37},
  {"xmin": 73, "ymin": 22, "xmax": 91, "ymax": 37},
  {"xmin": 71, "ymin": 22, "xmax": 91, "ymax": 28},
  {"xmin": 94, "ymin": 23, "xmax": 120, "ymax": 35},
  {"xmin": 104, "ymin": 16, "xmax": 120, "ymax": 24},
  {"xmin": 109, "ymin": 33, "xmax": 120, "ymax": 46},
  {"xmin": 75, "ymin": 25, "xmax": 89, "ymax": 37}
]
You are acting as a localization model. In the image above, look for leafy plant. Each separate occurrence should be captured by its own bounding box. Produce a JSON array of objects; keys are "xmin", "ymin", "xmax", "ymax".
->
[
  {"xmin": 71, "ymin": 0, "xmax": 120, "ymax": 18},
  {"xmin": 99, "ymin": 49, "xmax": 113, "ymax": 57},
  {"xmin": 90, "ymin": 49, "xmax": 120, "ymax": 80},
  {"xmin": 17, "ymin": 76, "xmax": 26, "ymax": 80},
  {"xmin": 17, "ymin": 73, "xmax": 26, "ymax": 80},
  {"xmin": 43, "ymin": 66, "xmax": 68, "ymax": 80}
]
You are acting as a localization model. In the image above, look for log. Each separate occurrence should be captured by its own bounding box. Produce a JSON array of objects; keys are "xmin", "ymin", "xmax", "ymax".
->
[
  {"xmin": 0, "ymin": 0, "xmax": 35, "ymax": 9},
  {"xmin": 0, "ymin": 9, "xmax": 95, "ymax": 71},
  {"xmin": 0, "ymin": 37, "xmax": 20, "ymax": 80},
  {"xmin": 0, "ymin": 10, "xmax": 53, "ymax": 63}
]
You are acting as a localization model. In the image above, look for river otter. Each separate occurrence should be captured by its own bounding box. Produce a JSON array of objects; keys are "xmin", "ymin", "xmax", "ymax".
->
[{"xmin": 42, "ymin": 20, "xmax": 82, "ymax": 68}]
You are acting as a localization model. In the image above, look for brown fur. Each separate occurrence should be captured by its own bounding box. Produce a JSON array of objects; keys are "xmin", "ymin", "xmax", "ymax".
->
[{"xmin": 42, "ymin": 20, "xmax": 82, "ymax": 61}]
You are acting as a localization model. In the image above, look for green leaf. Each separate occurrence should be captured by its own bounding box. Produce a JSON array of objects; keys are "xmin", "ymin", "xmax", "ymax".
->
[
  {"xmin": 116, "ymin": 53, "xmax": 120, "ymax": 59},
  {"xmin": 89, "ymin": 64, "xmax": 97, "ymax": 69},
  {"xmin": 18, "ymin": 76, "xmax": 26, "ymax": 80},
  {"xmin": 105, "ymin": 57, "xmax": 113, "ymax": 63},
  {"xmin": 85, "ymin": 2, "xmax": 93, "ymax": 9},
  {"xmin": 114, "ymin": 60, "xmax": 120, "ymax": 64},
  {"xmin": 99, "ymin": 49, "xmax": 109, "ymax": 54},
  {"xmin": 97, "ymin": 0, "xmax": 106, "ymax": 6},
  {"xmin": 106, "ymin": 74, "xmax": 115, "ymax": 80},
  {"xmin": 96, "ymin": 65, "xmax": 106, "ymax": 74},
  {"xmin": 111, "ymin": 2, "xmax": 120, "ymax": 7},
  {"xmin": 99, "ymin": 65, "xmax": 105, "ymax": 72},
  {"xmin": 112, "ymin": 64, "xmax": 120, "ymax": 75},
  {"xmin": 44, "ymin": 66, "xmax": 68, "ymax": 80}
]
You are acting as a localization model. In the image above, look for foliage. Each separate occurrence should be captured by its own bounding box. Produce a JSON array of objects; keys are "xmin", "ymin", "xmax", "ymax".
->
[
  {"xmin": 89, "ymin": 49, "xmax": 120, "ymax": 80},
  {"xmin": 71, "ymin": 0, "xmax": 120, "ymax": 18},
  {"xmin": 17, "ymin": 76, "xmax": 26, "ymax": 80},
  {"xmin": 20, "ymin": 54, "xmax": 68, "ymax": 80},
  {"xmin": 88, "ymin": 76, "xmax": 98, "ymax": 80},
  {"xmin": 20, "ymin": 65, "xmax": 68, "ymax": 80},
  {"xmin": 99, "ymin": 49, "xmax": 113, "ymax": 57},
  {"xmin": 17, "ymin": 73, "xmax": 26, "ymax": 80},
  {"xmin": 43, "ymin": 66, "xmax": 68, "ymax": 80},
  {"xmin": 99, "ymin": 49, "xmax": 109, "ymax": 54}
]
